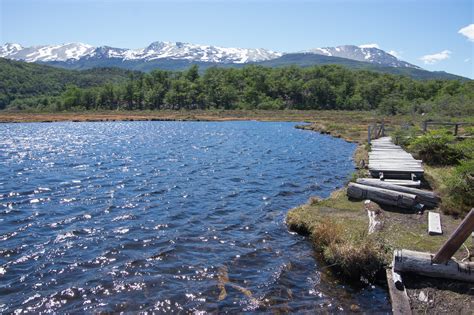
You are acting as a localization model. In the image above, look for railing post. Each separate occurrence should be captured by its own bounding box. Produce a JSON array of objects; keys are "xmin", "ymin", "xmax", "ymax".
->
[
  {"xmin": 381, "ymin": 121, "xmax": 385, "ymax": 137},
  {"xmin": 454, "ymin": 124, "xmax": 459, "ymax": 136},
  {"xmin": 432, "ymin": 208, "xmax": 474, "ymax": 264},
  {"xmin": 422, "ymin": 121, "xmax": 428, "ymax": 133},
  {"xmin": 368, "ymin": 125, "xmax": 372, "ymax": 145}
]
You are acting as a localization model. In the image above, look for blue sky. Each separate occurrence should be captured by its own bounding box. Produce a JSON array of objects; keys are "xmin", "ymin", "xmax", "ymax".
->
[{"xmin": 1, "ymin": 0, "xmax": 473, "ymax": 78}]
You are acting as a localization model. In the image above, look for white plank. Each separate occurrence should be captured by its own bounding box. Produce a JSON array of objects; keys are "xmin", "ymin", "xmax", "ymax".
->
[{"xmin": 428, "ymin": 211, "xmax": 442, "ymax": 235}]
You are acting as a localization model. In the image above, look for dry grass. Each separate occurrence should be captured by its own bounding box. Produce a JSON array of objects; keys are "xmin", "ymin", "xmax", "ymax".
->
[
  {"xmin": 287, "ymin": 191, "xmax": 384, "ymax": 280},
  {"xmin": 0, "ymin": 109, "xmax": 377, "ymax": 124}
]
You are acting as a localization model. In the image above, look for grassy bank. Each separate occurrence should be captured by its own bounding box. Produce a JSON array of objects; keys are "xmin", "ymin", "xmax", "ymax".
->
[{"xmin": 287, "ymin": 115, "xmax": 473, "ymax": 284}]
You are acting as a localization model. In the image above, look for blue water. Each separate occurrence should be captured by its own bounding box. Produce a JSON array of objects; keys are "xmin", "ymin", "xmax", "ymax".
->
[{"xmin": 0, "ymin": 121, "xmax": 389, "ymax": 312}]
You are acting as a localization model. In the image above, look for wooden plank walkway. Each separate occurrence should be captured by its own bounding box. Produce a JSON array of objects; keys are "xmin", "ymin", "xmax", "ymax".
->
[{"xmin": 369, "ymin": 137, "xmax": 424, "ymax": 179}]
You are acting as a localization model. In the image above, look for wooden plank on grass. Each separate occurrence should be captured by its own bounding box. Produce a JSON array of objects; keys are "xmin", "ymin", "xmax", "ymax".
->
[{"xmin": 428, "ymin": 211, "xmax": 442, "ymax": 235}]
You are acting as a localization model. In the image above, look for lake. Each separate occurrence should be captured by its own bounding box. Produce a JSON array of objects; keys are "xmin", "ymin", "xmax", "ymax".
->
[{"xmin": 0, "ymin": 121, "xmax": 389, "ymax": 312}]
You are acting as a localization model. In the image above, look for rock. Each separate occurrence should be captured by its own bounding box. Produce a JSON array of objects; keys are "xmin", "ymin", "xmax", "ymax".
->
[
  {"xmin": 350, "ymin": 304, "xmax": 360, "ymax": 312},
  {"xmin": 418, "ymin": 291, "xmax": 428, "ymax": 302}
]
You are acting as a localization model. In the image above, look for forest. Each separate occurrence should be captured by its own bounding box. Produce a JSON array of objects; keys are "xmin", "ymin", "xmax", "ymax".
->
[{"xmin": 1, "ymin": 58, "xmax": 473, "ymax": 116}]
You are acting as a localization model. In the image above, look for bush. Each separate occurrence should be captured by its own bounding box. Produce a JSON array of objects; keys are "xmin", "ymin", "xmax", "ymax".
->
[
  {"xmin": 408, "ymin": 130, "xmax": 464, "ymax": 166},
  {"xmin": 391, "ymin": 126, "xmax": 418, "ymax": 147},
  {"xmin": 453, "ymin": 138, "xmax": 474, "ymax": 160},
  {"xmin": 443, "ymin": 159, "xmax": 474, "ymax": 216}
]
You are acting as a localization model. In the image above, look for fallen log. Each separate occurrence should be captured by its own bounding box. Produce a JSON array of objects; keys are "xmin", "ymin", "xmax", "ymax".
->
[
  {"xmin": 347, "ymin": 183, "xmax": 419, "ymax": 209},
  {"xmin": 358, "ymin": 178, "xmax": 421, "ymax": 187},
  {"xmin": 393, "ymin": 249, "xmax": 474, "ymax": 283},
  {"xmin": 356, "ymin": 178, "xmax": 440, "ymax": 207}
]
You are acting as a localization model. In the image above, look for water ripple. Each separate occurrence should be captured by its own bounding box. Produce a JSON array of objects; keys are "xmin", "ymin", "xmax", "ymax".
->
[{"xmin": 0, "ymin": 121, "xmax": 389, "ymax": 313}]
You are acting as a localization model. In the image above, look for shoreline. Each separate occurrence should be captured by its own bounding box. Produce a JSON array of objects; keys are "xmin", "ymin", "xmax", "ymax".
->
[
  {"xmin": 0, "ymin": 110, "xmax": 318, "ymax": 123},
  {"xmin": 286, "ymin": 121, "xmax": 473, "ymax": 313}
]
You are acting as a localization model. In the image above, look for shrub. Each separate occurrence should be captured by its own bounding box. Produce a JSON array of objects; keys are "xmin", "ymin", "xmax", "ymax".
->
[
  {"xmin": 453, "ymin": 138, "xmax": 474, "ymax": 160},
  {"xmin": 408, "ymin": 130, "xmax": 464, "ymax": 166},
  {"xmin": 391, "ymin": 126, "xmax": 418, "ymax": 147},
  {"xmin": 443, "ymin": 159, "xmax": 474, "ymax": 216}
]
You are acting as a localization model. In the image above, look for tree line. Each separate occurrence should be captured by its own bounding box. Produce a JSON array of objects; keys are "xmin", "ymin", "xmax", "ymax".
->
[{"xmin": 4, "ymin": 62, "xmax": 473, "ymax": 116}]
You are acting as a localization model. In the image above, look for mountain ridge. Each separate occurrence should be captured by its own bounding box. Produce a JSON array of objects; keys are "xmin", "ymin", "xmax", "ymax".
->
[
  {"xmin": 1, "ymin": 41, "xmax": 418, "ymax": 68},
  {"xmin": 0, "ymin": 42, "xmax": 467, "ymax": 81}
]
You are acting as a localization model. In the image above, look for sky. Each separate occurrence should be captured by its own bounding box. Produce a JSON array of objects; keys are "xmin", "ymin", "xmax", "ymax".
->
[{"xmin": 1, "ymin": 0, "xmax": 473, "ymax": 78}]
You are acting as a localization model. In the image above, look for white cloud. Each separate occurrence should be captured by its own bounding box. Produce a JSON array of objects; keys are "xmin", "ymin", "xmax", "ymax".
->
[
  {"xmin": 419, "ymin": 50, "xmax": 452, "ymax": 65},
  {"xmin": 358, "ymin": 43, "xmax": 380, "ymax": 49},
  {"xmin": 465, "ymin": 58, "xmax": 471, "ymax": 62},
  {"xmin": 458, "ymin": 24, "xmax": 474, "ymax": 42},
  {"xmin": 388, "ymin": 50, "xmax": 402, "ymax": 59}
]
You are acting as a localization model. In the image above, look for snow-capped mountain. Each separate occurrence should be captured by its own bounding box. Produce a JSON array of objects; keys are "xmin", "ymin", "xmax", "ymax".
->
[
  {"xmin": 0, "ymin": 41, "xmax": 423, "ymax": 72},
  {"xmin": 306, "ymin": 44, "xmax": 420, "ymax": 69},
  {"xmin": 0, "ymin": 41, "xmax": 282, "ymax": 64},
  {"xmin": 0, "ymin": 43, "xmax": 94, "ymax": 62}
]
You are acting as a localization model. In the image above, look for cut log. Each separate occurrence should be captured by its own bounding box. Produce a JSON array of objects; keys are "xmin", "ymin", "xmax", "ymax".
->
[
  {"xmin": 428, "ymin": 211, "xmax": 443, "ymax": 235},
  {"xmin": 393, "ymin": 249, "xmax": 474, "ymax": 283},
  {"xmin": 347, "ymin": 183, "xmax": 419, "ymax": 209},
  {"xmin": 356, "ymin": 178, "xmax": 440, "ymax": 207}
]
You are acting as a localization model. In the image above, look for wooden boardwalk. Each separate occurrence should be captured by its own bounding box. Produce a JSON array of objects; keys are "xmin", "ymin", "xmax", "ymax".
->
[{"xmin": 369, "ymin": 137, "xmax": 424, "ymax": 180}]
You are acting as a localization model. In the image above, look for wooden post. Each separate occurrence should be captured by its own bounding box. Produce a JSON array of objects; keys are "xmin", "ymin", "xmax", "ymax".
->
[
  {"xmin": 381, "ymin": 121, "xmax": 385, "ymax": 137},
  {"xmin": 454, "ymin": 124, "xmax": 459, "ymax": 136},
  {"xmin": 422, "ymin": 121, "xmax": 427, "ymax": 133},
  {"xmin": 368, "ymin": 125, "xmax": 372, "ymax": 145},
  {"xmin": 432, "ymin": 208, "xmax": 474, "ymax": 264}
]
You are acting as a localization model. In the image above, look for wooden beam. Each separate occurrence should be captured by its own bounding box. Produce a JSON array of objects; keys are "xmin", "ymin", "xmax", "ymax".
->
[{"xmin": 432, "ymin": 208, "xmax": 474, "ymax": 263}]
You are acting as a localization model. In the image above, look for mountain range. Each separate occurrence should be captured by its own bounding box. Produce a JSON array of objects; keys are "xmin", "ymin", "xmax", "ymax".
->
[{"xmin": 0, "ymin": 41, "xmax": 466, "ymax": 80}]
